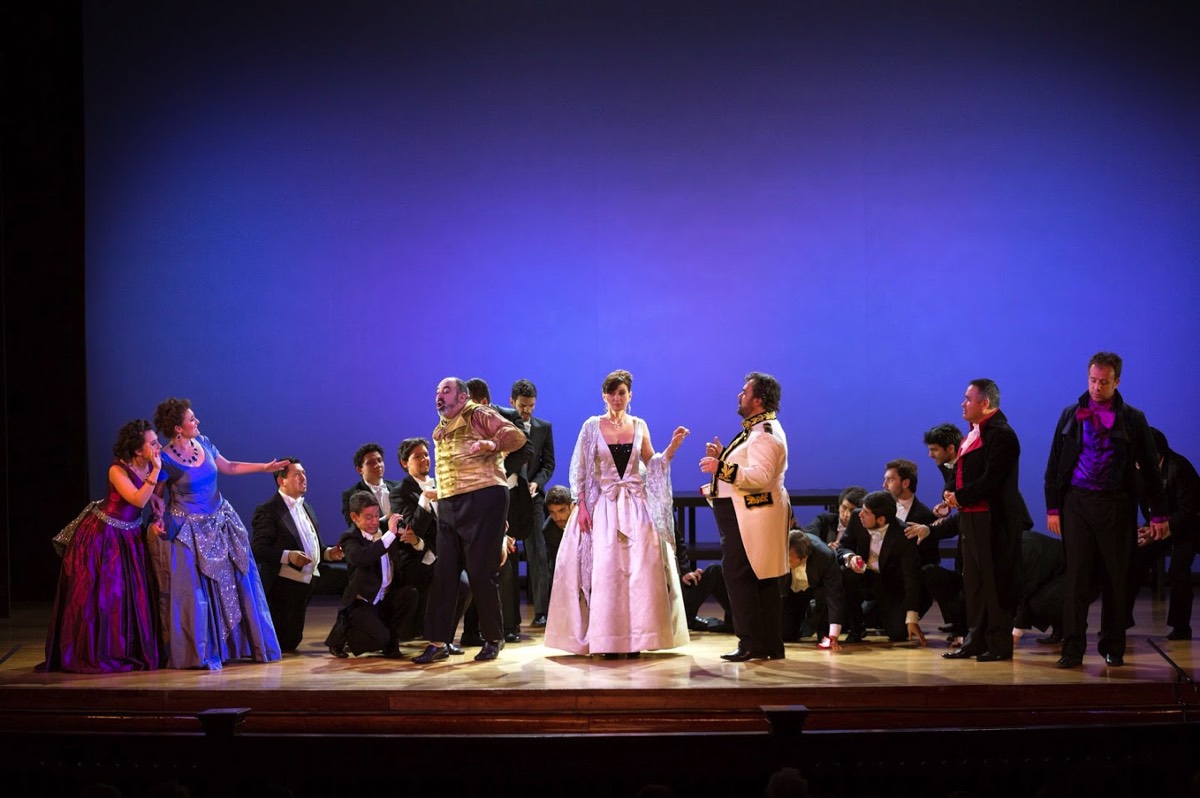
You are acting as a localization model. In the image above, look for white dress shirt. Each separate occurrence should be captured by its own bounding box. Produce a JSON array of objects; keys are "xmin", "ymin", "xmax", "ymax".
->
[{"xmin": 278, "ymin": 491, "xmax": 321, "ymax": 584}]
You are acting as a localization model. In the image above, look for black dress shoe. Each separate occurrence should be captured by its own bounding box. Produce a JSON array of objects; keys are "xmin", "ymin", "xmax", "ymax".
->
[
  {"xmin": 445, "ymin": 643, "xmax": 465, "ymax": 656},
  {"xmin": 843, "ymin": 630, "xmax": 865, "ymax": 644},
  {"xmin": 413, "ymin": 644, "xmax": 449, "ymax": 664},
  {"xmin": 720, "ymin": 648, "xmax": 759, "ymax": 662},
  {"xmin": 382, "ymin": 646, "xmax": 406, "ymax": 659},
  {"xmin": 1167, "ymin": 627, "xmax": 1192, "ymax": 641},
  {"xmin": 504, "ymin": 631, "xmax": 520, "ymax": 644},
  {"xmin": 975, "ymin": 651, "xmax": 1012, "ymax": 662},
  {"xmin": 937, "ymin": 624, "xmax": 955, "ymax": 634},
  {"xmin": 1103, "ymin": 653, "xmax": 1124, "ymax": 666},
  {"xmin": 1056, "ymin": 655, "xmax": 1082, "ymax": 669},
  {"xmin": 942, "ymin": 648, "xmax": 976, "ymax": 660},
  {"xmin": 531, "ymin": 614, "xmax": 548, "ymax": 628},
  {"xmin": 328, "ymin": 643, "xmax": 349, "ymax": 659},
  {"xmin": 460, "ymin": 631, "xmax": 484, "ymax": 647},
  {"xmin": 1037, "ymin": 631, "xmax": 1064, "ymax": 645},
  {"xmin": 475, "ymin": 640, "xmax": 504, "ymax": 661}
]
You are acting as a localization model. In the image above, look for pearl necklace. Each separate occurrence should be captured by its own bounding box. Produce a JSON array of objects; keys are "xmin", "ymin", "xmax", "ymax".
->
[
  {"xmin": 605, "ymin": 413, "xmax": 628, "ymax": 429},
  {"xmin": 170, "ymin": 438, "xmax": 200, "ymax": 464}
]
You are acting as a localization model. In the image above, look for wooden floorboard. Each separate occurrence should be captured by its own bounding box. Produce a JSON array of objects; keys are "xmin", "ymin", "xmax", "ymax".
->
[{"xmin": 2, "ymin": 595, "xmax": 1196, "ymax": 735}]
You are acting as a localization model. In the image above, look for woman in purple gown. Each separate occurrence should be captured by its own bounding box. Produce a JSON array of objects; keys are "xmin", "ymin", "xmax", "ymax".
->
[{"xmin": 39, "ymin": 419, "xmax": 162, "ymax": 673}]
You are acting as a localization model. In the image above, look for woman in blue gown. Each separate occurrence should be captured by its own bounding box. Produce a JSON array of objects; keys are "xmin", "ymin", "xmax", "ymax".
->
[{"xmin": 150, "ymin": 397, "xmax": 287, "ymax": 669}]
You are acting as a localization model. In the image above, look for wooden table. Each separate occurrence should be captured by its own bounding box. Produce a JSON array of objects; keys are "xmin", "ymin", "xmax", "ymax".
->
[{"xmin": 672, "ymin": 488, "xmax": 842, "ymax": 567}]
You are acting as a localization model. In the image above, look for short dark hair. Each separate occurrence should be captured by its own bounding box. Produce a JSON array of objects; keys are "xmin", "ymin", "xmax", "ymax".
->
[
  {"xmin": 353, "ymin": 443, "xmax": 384, "ymax": 469},
  {"xmin": 347, "ymin": 490, "xmax": 380, "ymax": 516},
  {"xmin": 112, "ymin": 419, "xmax": 154, "ymax": 461},
  {"xmin": 745, "ymin": 372, "xmax": 781, "ymax": 413},
  {"xmin": 885, "ymin": 458, "xmax": 919, "ymax": 494},
  {"xmin": 273, "ymin": 457, "xmax": 301, "ymax": 485},
  {"xmin": 511, "ymin": 379, "xmax": 537, "ymax": 400},
  {"xmin": 838, "ymin": 485, "xmax": 867, "ymax": 508},
  {"xmin": 788, "ymin": 529, "xmax": 814, "ymax": 560},
  {"xmin": 968, "ymin": 378, "xmax": 1001, "ymax": 409},
  {"xmin": 153, "ymin": 397, "xmax": 191, "ymax": 437},
  {"xmin": 602, "ymin": 369, "xmax": 633, "ymax": 394},
  {"xmin": 924, "ymin": 423, "xmax": 964, "ymax": 449},
  {"xmin": 545, "ymin": 485, "xmax": 573, "ymax": 507},
  {"xmin": 466, "ymin": 378, "xmax": 490, "ymax": 403},
  {"xmin": 862, "ymin": 490, "xmax": 898, "ymax": 525},
  {"xmin": 1089, "ymin": 351, "xmax": 1123, "ymax": 380},
  {"xmin": 398, "ymin": 437, "xmax": 430, "ymax": 464}
]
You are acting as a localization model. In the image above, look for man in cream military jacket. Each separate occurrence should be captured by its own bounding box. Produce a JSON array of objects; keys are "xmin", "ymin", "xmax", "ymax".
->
[{"xmin": 700, "ymin": 372, "xmax": 790, "ymax": 662}]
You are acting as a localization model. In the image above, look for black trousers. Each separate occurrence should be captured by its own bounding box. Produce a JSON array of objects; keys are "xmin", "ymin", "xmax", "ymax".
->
[
  {"xmin": 425, "ymin": 485, "xmax": 508, "ymax": 644},
  {"xmin": 1130, "ymin": 529, "xmax": 1196, "ymax": 633},
  {"xmin": 780, "ymin": 583, "xmax": 829, "ymax": 642},
  {"xmin": 960, "ymin": 511, "xmax": 1017, "ymax": 656},
  {"xmin": 462, "ymin": 554, "xmax": 518, "ymax": 638},
  {"xmin": 342, "ymin": 585, "xmax": 419, "ymax": 655},
  {"xmin": 682, "ymin": 563, "xmax": 731, "ymax": 621},
  {"xmin": 266, "ymin": 575, "xmax": 315, "ymax": 652},
  {"xmin": 1061, "ymin": 488, "xmax": 1136, "ymax": 659},
  {"xmin": 712, "ymin": 499, "xmax": 783, "ymax": 657},
  {"xmin": 841, "ymin": 568, "xmax": 908, "ymax": 641}
]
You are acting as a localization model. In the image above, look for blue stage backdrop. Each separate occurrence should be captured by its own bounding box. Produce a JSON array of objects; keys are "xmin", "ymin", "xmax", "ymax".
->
[{"xmin": 83, "ymin": 2, "xmax": 1200, "ymax": 547}]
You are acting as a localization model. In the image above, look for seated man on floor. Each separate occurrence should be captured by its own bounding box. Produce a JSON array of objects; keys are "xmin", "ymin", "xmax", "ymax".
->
[
  {"xmin": 325, "ymin": 491, "xmax": 419, "ymax": 659},
  {"xmin": 538, "ymin": 485, "xmax": 573, "ymax": 617},
  {"xmin": 781, "ymin": 528, "xmax": 845, "ymax": 650},
  {"xmin": 883, "ymin": 458, "xmax": 939, "ymax": 564},
  {"xmin": 836, "ymin": 491, "xmax": 926, "ymax": 645},
  {"xmin": 672, "ymin": 514, "xmax": 733, "ymax": 633},
  {"xmin": 1013, "ymin": 528, "xmax": 1070, "ymax": 648},
  {"xmin": 804, "ymin": 485, "xmax": 867, "ymax": 548}
]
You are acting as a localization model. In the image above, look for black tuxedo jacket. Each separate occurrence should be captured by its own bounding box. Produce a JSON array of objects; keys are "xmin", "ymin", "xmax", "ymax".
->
[
  {"xmin": 839, "ymin": 509, "xmax": 922, "ymax": 612},
  {"xmin": 951, "ymin": 408, "xmax": 1024, "ymax": 605},
  {"xmin": 798, "ymin": 531, "xmax": 845, "ymax": 625},
  {"xmin": 337, "ymin": 525, "xmax": 406, "ymax": 609},
  {"xmin": 341, "ymin": 478, "xmax": 403, "ymax": 527},
  {"xmin": 496, "ymin": 406, "xmax": 534, "ymax": 538},
  {"xmin": 903, "ymin": 497, "xmax": 941, "ymax": 566},
  {"xmin": 803, "ymin": 512, "xmax": 841, "ymax": 545},
  {"xmin": 251, "ymin": 492, "xmax": 322, "ymax": 597},
  {"xmin": 389, "ymin": 474, "xmax": 438, "ymax": 568},
  {"xmin": 525, "ymin": 417, "xmax": 555, "ymax": 493},
  {"xmin": 1014, "ymin": 529, "xmax": 1066, "ymax": 627}
]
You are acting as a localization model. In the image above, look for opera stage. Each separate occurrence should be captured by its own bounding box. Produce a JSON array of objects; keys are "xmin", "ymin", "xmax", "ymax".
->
[{"xmin": 1, "ymin": 596, "xmax": 1197, "ymax": 797}]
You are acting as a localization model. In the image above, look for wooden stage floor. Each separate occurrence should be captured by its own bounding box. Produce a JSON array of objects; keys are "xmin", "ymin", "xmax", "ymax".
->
[{"xmin": 2, "ymin": 596, "xmax": 1196, "ymax": 737}]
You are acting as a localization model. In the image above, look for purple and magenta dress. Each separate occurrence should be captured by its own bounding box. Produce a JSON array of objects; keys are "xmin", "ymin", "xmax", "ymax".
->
[
  {"xmin": 38, "ymin": 461, "xmax": 159, "ymax": 673},
  {"xmin": 149, "ymin": 435, "xmax": 280, "ymax": 669}
]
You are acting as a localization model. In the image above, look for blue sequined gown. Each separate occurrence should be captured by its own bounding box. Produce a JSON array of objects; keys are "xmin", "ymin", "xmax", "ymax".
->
[{"xmin": 149, "ymin": 435, "xmax": 280, "ymax": 669}]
